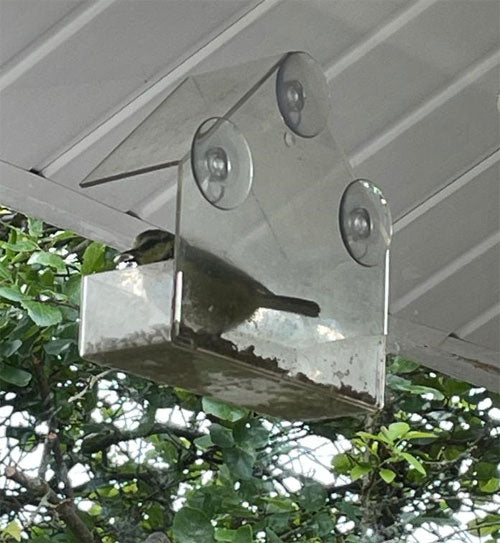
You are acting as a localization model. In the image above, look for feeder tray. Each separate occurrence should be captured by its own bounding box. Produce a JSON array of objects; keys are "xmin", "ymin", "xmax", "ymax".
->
[{"xmin": 79, "ymin": 52, "xmax": 392, "ymax": 420}]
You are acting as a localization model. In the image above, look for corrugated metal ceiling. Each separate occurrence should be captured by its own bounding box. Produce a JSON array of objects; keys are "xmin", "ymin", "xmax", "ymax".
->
[{"xmin": 0, "ymin": 0, "xmax": 498, "ymax": 381}]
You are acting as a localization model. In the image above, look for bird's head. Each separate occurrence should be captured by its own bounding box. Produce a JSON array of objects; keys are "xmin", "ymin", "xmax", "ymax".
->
[
  {"xmin": 133, "ymin": 229, "xmax": 174, "ymax": 250},
  {"xmin": 132, "ymin": 229, "xmax": 175, "ymax": 264},
  {"xmin": 115, "ymin": 229, "xmax": 175, "ymax": 266}
]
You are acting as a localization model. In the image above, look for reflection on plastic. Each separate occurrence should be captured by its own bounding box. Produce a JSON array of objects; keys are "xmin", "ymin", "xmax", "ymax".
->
[
  {"xmin": 178, "ymin": 241, "xmax": 320, "ymax": 335},
  {"xmin": 191, "ymin": 117, "xmax": 253, "ymax": 210},
  {"xmin": 276, "ymin": 52, "xmax": 330, "ymax": 138},
  {"xmin": 173, "ymin": 52, "xmax": 389, "ymax": 416},
  {"xmin": 339, "ymin": 179, "xmax": 392, "ymax": 267}
]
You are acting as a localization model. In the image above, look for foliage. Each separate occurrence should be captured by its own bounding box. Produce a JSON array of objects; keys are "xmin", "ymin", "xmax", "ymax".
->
[{"xmin": 0, "ymin": 210, "xmax": 499, "ymax": 543}]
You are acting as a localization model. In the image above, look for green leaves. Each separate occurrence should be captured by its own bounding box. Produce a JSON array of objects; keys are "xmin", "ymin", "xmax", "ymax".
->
[
  {"xmin": 202, "ymin": 397, "xmax": 248, "ymax": 422},
  {"xmin": 234, "ymin": 525, "xmax": 252, "ymax": 543},
  {"xmin": 298, "ymin": 480, "xmax": 327, "ymax": 511},
  {"xmin": 0, "ymin": 207, "xmax": 499, "ymax": 543},
  {"xmin": 0, "ymin": 340, "xmax": 22, "ymax": 358},
  {"xmin": 173, "ymin": 507, "xmax": 214, "ymax": 543},
  {"xmin": 0, "ymin": 363, "xmax": 32, "ymax": 387},
  {"xmin": 350, "ymin": 464, "xmax": 372, "ymax": 481},
  {"xmin": 28, "ymin": 251, "xmax": 66, "ymax": 272},
  {"xmin": 265, "ymin": 529, "xmax": 283, "ymax": 543},
  {"xmin": 468, "ymin": 514, "xmax": 500, "ymax": 538},
  {"xmin": 332, "ymin": 453, "xmax": 353, "ymax": 474},
  {"xmin": 404, "ymin": 431, "xmax": 438, "ymax": 440},
  {"xmin": 82, "ymin": 242, "xmax": 106, "ymax": 275},
  {"xmin": 1, "ymin": 239, "xmax": 38, "ymax": 252},
  {"xmin": 215, "ymin": 526, "xmax": 252, "ymax": 543},
  {"xmin": 2, "ymin": 520, "xmax": 22, "ymax": 542},
  {"xmin": 0, "ymin": 284, "xmax": 64, "ymax": 327},
  {"xmin": 233, "ymin": 419, "xmax": 269, "ymax": 450},
  {"xmin": 210, "ymin": 424, "xmax": 235, "ymax": 448},
  {"xmin": 262, "ymin": 496, "xmax": 296, "ymax": 515},
  {"xmin": 223, "ymin": 447, "xmax": 255, "ymax": 480},
  {"xmin": 215, "ymin": 528, "xmax": 235, "ymax": 542},
  {"xmin": 379, "ymin": 468, "xmax": 396, "ymax": 484},
  {"xmin": 400, "ymin": 452, "xmax": 426, "ymax": 475},
  {"xmin": 62, "ymin": 275, "xmax": 81, "ymax": 305},
  {"xmin": 475, "ymin": 461, "xmax": 497, "ymax": 479},
  {"xmin": 0, "ymin": 285, "xmax": 26, "ymax": 302},
  {"xmin": 310, "ymin": 511, "xmax": 335, "ymax": 538},
  {"xmin": 43, "ymin": 338, "xmax": 75, "ymax": 356},
  {"xmin": 194, "ymin": 434, "xmax": 215, "ymax": 450},
  {"xmin": 387, "ymin": 375, "xmax": 444, "ymax": 400},
  {"xmin": 0, "ymin": 262, "xmax": 13, "ymax": 281},
  {"xmin": 383, "ymin": 422, "xmax": 410, "ymax": 442},
  {"xmin": 28, "ymin": 218, "xmax": 44, "ymax": 238},
  {"xmin": 348, "ymin": 419, "xmax": 433, "ymax": 485},
  {"xmin": 479, "ymin": 478, "xmax": 500, "ymax": 493},
  {"xmin": 206, "ymin": 415, "xmax": 266, "ymax": 483},
  {"xmin": 0, "ymin": 225, "xmax": 73, "ymax": 330},
  {"xmin": 390, "ymin": 356, "xmax": 419, "ymax": 374},
  {"xmin": 22, "ymin": 301, "xmax": 62, "ymax": 327}
]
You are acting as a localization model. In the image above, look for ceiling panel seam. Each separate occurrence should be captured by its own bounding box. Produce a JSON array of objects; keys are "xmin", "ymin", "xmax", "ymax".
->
[
  {"xmin": 38, "ymin": 0, "xmax": 439, "ymax": 180},
  {"xmin": 40, "ymin": 5, "xmax": 499, "ymax": 188},
  {"xmin": 0, "ymin": 0, "xmax": 117, "ymax": 92},
  {"xmin": 349, "ymin": 46, "xmax": 500, "ymax": 168},
  {"xmin": 324, "ymin": 0, "xmax": 438, "ymax": 80},
  {"xmin": 39, "ymin": 0, "xmax": 282, "ymax": 178},
  {"xmin": 388, "ymin": 316, "xmax": 499, "ymax": 390},
  {"xmin": 393, "ymin": 148, "xmax": 500, "ymax": 233},
  {"xmin": 454, "ymin": 301, "xmax": 500, "ymax": 338},
  {"xmin": 128, "ymin": 178, "xmax": 177, "ymax": 220},
  {"xmin": 391, "ymin": 230, "xmax": 500, "ymax": 314},
  {"xmin": 439, "ymin": 336, "xmax": 499, "ymax": 377}
]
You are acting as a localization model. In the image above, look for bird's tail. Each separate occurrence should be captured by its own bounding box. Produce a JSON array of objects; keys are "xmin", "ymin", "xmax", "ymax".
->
[{"xmin": 261, "ymin": 294, "xmax": 320, "ymax": 318}]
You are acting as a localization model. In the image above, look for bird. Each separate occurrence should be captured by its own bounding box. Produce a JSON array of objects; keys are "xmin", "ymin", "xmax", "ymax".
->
[
  {"xmin": 118, "ymin": 229, "xmax": 320, "ymax": 334},
  {"xmin": 118, "ymin": 228, "xmax": 176, "ymax": 265}
]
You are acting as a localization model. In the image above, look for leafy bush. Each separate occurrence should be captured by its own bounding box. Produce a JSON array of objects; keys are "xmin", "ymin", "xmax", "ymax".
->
[{"xmin": 0, "ymin": 211, "xmax": 498, "ymax": 543}]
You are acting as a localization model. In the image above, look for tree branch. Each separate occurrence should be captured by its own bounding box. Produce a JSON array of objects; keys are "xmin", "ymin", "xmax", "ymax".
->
[
  {"xmin": 5, "ymin": 466, "xmax": 98, "ymax": 543},
  {"xmin": 31, "ymin": 356, "xmax": 73, "ymax": 499},
  {"xmin": 0, "ymin": 488, "xmax": 28, "ymax": 515},
  {"xmin": 80, "ymin": 422, "xmax": 203, "ymax": 454}
]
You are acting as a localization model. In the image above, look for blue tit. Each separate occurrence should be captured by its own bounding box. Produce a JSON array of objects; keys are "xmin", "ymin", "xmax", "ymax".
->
[
  {"xmin": 118, "ymin": 229, "xmax": 175, "ymax": 265},
  {"xmin": 119, "ymin": 229, "xmax": 320, "ymax": 334}
]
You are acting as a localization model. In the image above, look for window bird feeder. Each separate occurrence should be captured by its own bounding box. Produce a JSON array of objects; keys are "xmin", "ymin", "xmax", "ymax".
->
[{"xmin": 79, "ymin": 52, "xmax": 392, "ymax": 420}]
